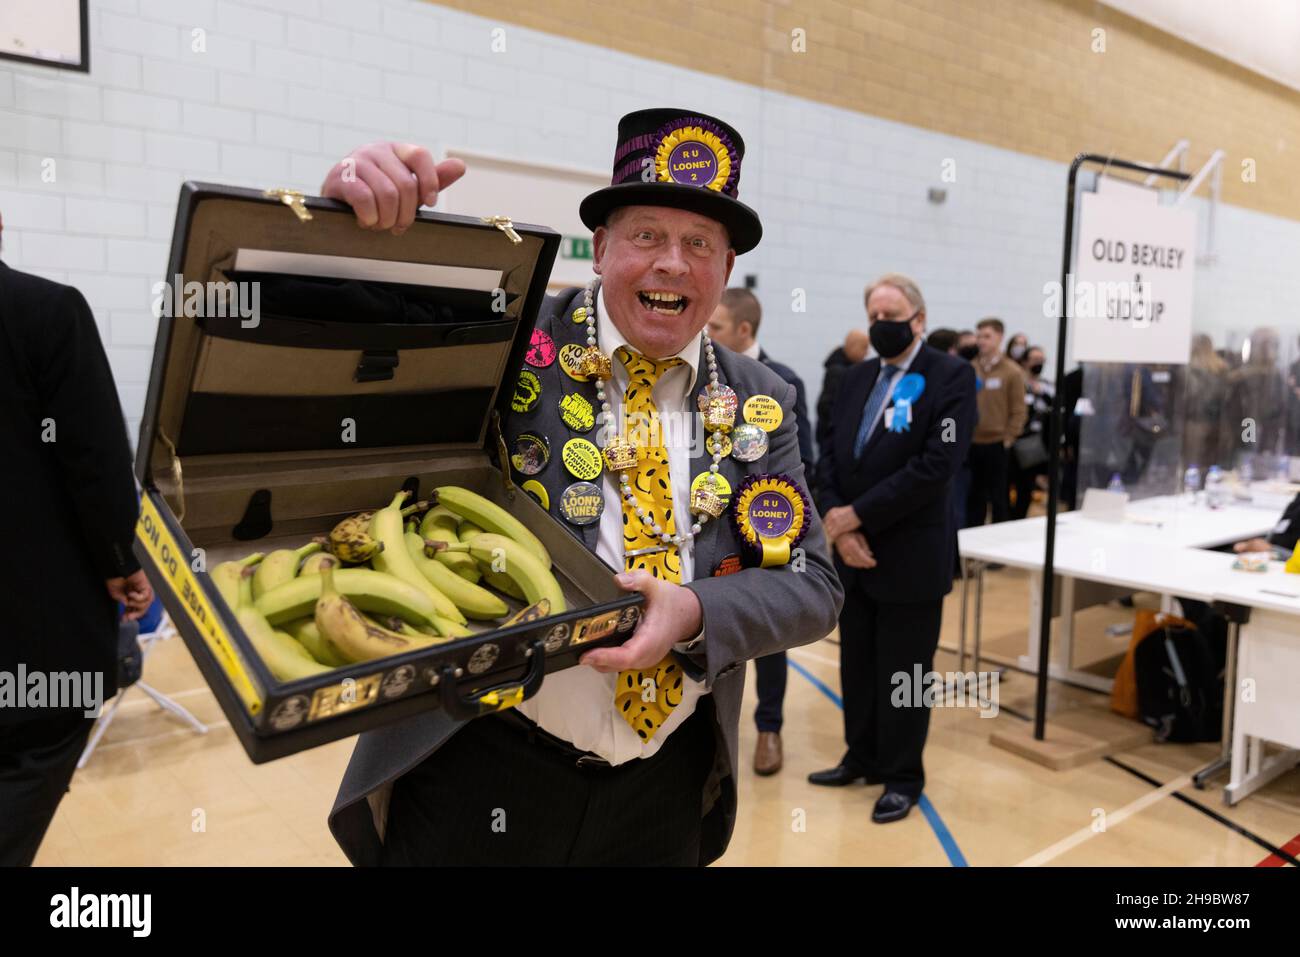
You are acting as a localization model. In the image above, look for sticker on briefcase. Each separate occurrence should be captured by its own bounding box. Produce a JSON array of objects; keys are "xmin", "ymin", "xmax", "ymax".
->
[
  {"xmin": 467, "ymin": 643, "xmax": 500, "ymax": 675},
  {"xmin": 308, "ymin": 672, "xmax": 383, "ymax": 722},
  {"xmin": 269, "ymin": 695, "xmax": 309, "ymax": 731},
  {"xmin": 616, "ymin": 606, "xmax": 641, "ymax": 633},
  {"xmin": 570, "ymin": 609, "xmax": 623, "ymax": 646},
  {"xmin": 380, "ymin": 665, "xmax": 417, "ymax": 700},
  {"xmin": 543, "ymin": 622, "xmax": 571, "ymax": 652}
]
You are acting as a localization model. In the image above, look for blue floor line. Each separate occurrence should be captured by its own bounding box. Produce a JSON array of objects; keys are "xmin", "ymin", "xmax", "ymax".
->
[{"xmin": 786, "ymin": 656, "xmax": 970, "ymax": 867}]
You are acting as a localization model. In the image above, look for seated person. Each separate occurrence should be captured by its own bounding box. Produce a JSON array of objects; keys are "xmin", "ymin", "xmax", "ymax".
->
[{"xmin": 1231, "ymin": 492, "xmax": 1300, "ymax": 560}]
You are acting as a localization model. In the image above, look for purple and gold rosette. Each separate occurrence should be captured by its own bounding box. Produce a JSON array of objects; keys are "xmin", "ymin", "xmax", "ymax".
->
[
  {"xmin": 654, "ymin": 118, "xmax": 736, "ymax": 193},
  {"xmin": 731, "ymin": 474, "xmax": 810, "ymax": 568}
]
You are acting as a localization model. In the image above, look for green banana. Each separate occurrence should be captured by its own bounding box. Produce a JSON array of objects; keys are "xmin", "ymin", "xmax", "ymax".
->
[
  {"xmin": 314, "ymin": 563, "xmax": 439, "ymax": 663},
  {"xmin": 419, "ymin": 508, "xmax": 482, "ymax": 582},
  {"xmin": 378, "ymin": 615, "xmax": 457, "ymax": 645},
  {"xmin": 211, "ymin": 553, "xmax": 264, "ymax": 611},
  {"xmin": 252, "ymin": 541, "xmax": 322, "ymax": 600},
  {"xmin": 284, "ymin": 617, "xmax": 351, "ymax": 667},
  {"xmin": 237, "ymin": 607, "xmax": 332, "ymax": 682},
  {"xmin": 458, "ymin": 523, "xmax": 525, "ymax": 599},
  {"xmin": 299, "ymin": 549, "xmax": 336, "ymax": 578},
  {"xmin": 253, "ymin": 566, "xmax": 442, "ymax": 627},
  {"xmin": 403, "ymin": 530, "xmax": 506, "ymax": 620},
  {"xmin": 431, "ymin": 615, "xmax": 475, "ymax": 638},
  {"xmin": 370, "ymin": 492, "xmax": 466, "ymax": 625},
  {"xmin": 434, "ymin": 486, "xmax": 552, "ymax": 570},
  {"xmin": 438, "ymin": 532, "xmax": 565, "ymax": 612},
  {"xmin": 238, "ymin": 566, "xmax": 255, "ymax": 608},
  {"xmin": 327, "ymin": 500, "xmax": 428, "ymax": 563}
]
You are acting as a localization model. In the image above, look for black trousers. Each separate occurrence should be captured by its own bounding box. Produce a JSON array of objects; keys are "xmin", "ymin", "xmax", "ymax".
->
[
  {"xmin": 380, "ymin": 696, "xmax": 717, "ymax": 866},
  {"xmin": 0, "ymin": 711, "xmax": 94, "ymax": 866},
  {"xmin": 839, "ymin": 586, "xmax": 943, "ymax": 799},
  {"xmin": 967, "ymin": 440, "xmax": 1010, "ymax": 525},
  {"xmin": 753, "ymin": 652, "xmax": 787, "ymax": 733}
]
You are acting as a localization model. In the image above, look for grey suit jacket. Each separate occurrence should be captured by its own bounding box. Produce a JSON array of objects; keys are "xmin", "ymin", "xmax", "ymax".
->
[{"xmin": 327, "ymin": 285, "xmax": 844, "ymax": 865}]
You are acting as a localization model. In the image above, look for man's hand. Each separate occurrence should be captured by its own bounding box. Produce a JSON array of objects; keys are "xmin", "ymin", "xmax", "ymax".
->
[
  {"xmin": 107, "ymin": 570, "xmax": 154, "ymax": 621},
  {"xmin": 1234, "ymin": 538, "xmax": 1274, "ymax": 554},
  {"xmin": 579, "ymin": 571, "xmax": 703, "ymax": 673},
  {"xmin": 822, "ymin": 504, "xmax": 862, "ymax": 541},
  {"xmin": 321, "ymin": 142, "xmax": 467, "ymax": 235},
  {"xmin": 834, "ymin": 531, "xmax": 877, "ymax": 569}
]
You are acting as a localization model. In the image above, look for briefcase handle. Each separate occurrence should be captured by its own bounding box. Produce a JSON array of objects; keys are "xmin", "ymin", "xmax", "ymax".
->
[{"xmin": 438, "ymin": 639, "xmax": 546, "ymax": 720}]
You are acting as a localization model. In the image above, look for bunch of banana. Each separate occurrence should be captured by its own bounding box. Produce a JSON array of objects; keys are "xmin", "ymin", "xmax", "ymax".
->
[
  {"xmin": 314, "ymin": 562, "xmax": 440, "ymax": 663},
  {"xmin": 369, "ymin": 491, "xmax": 466, "ymax": 625},
  {"xmin": 284, "ymin": 617, "xmax": 351, "ymax": 668},
  {"xmin": 327, "ymin": 499, "xmax": 429, "ymax": 564},
  {"xmin": 419, "ymin": 506, "xmax": 481, "ymax": 582},
  {"xmin": 237, "ymin": 607, "xmax": 332, "ymax": 682},
  {"xmin": 434, "ymin": 532, "xmax": 566, "ymax": 612},
  {"xmin": 403, "ymin": 524, "xmax": 507, "ymax": 621},
  {"xmin": 459, "ymin": 520, "xmax": 526, "ymax": 600},
  {"xmin": 252, "ymin": 541, "xmax": 323, "ymax": 600},
  {"xmin": 212, "ymin": 553, "xmax": 263, "ymax": 611},
  {"xmin": 434, "ymin": 486, "xmax": 552, "ymax": 570},
  {"xmin": 253, "ymin": 566, "xmax": 445, "ymax": 630}
]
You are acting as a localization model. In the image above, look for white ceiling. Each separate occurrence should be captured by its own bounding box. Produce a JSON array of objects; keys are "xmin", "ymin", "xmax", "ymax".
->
[{"xmin": 1103, "ymin": 0, "xmax": 1300, "ymax": 94}]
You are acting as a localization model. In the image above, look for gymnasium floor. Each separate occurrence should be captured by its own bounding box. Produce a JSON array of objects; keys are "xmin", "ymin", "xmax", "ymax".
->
[{"xmin": 34, "ymin": 567, "xmax": 1300, "ymax": 867}]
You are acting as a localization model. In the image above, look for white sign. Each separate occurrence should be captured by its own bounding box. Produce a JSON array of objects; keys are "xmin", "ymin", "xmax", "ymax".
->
[{"xmin": 1069, "ymin": 188, "xmax": 1196, "ymax": 364}]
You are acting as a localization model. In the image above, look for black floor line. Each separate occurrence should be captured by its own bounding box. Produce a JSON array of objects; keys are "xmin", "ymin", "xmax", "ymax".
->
[{"xmin": 1103, "ymin": 756, "xmax": 1298, "ymax": 867}]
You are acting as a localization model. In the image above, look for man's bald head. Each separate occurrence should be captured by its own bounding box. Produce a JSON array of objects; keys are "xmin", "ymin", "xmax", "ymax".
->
[{"xmin": 844, "ymin": 329, "xmax": 870, "ymax": 363}]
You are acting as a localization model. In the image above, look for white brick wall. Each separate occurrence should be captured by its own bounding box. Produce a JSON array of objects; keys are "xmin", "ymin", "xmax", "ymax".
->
[{"xmin": 0, "ymin": 0, "xmax": 1298, "ymax": 449}]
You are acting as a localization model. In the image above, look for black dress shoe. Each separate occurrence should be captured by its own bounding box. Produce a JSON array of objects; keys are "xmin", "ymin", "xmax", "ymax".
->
[
  {"xmin": 872, "ymin": 791, "xmax": 916, "ymax": 824},
  {"xmin": 807, "ymin": 764, "xmax": 877, "ymax": 787}
]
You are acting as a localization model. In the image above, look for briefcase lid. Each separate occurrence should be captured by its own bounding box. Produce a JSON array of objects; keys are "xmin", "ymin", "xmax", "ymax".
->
[{"xmin": 136, "ymin": 181, "xmax": 559, "ymax": 490}]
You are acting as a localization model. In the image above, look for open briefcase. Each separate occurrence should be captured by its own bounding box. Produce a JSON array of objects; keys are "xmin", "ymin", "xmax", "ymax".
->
[{"xmin": 133, "ymin": 182, "xmax": 642, "ymax": 763}]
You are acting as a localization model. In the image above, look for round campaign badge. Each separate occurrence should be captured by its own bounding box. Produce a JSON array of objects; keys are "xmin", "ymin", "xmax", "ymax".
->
[
  {"xmin": 706, "ymin": 431, "xmax": 733, "ymax": 458},
  {"xmin": 743, "ymin": 394, "xmax": 783, "ymax": 432},
  {"xmin": 559, "ymin": 481, "xmax": 604, "ymax": 526},
  {"xmin": 730, "ymin": 423, "xmax": 769, "ymax": 462},
  {"xmin": 510, "ymin": 432, "xmax": 550, "ymax": 475},
  {"xmin": 512, "ymin": 369, "xmax": 542, "ymax": 413},
  {"xmin": 526, "ymin": 328, "xmax": 557, "ymax": 368},
  {"xmin": 732, "ymin": 474, "xmax": 811, "ymax": 568},
  {"xmin": 562, "ymin": 437, "xmax": 604, "ymax": 481},
  {"xmin": 559, "ymin": 343, "xmax": 589, "ymax": 382},
  {"xmin": 559, "ymin": 392, "xmax": 596, "ymax": 432},
  {"xmin": 712, "ymin": 554, "xmax": 743, "ymax": 577},
  {"xmin": 571, "ymin": 306, "xmax": 588, "ymax": 324},
  {"xmin": 522, "ymin": 479, "xmax": 550, "ymax": 511},
  {"xmin": 691, "ymin": 470, "xmax": 733, "ymax": 507}
]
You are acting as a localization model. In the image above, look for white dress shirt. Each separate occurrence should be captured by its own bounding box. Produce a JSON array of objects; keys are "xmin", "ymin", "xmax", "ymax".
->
[
  {"xmin": 516, "ymin": 286, "xmax": 708, "ymax": 764},
  {"xmin": 862, "ymin": 335, "xmax": 923, "ymax": 441}
]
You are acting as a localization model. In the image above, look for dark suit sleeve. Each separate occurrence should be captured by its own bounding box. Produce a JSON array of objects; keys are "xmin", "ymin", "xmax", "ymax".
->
[
  {"xmin": 814, "ymin": 367, "xmax": 849, "ymax": 512},
  {"xmin": 851, "ymin": 362, "xmax": 976, "ymax": 537},
  {"xmin": 37, "ymin": 285, "xmax": 141, "ymax": 580},
  {"xmin": 815, "ymin": 364, "xmax": 842, "ymax": 450},
  {"xmin": 789, "ymin": 370, "xmax": 815, "ymax": 474},
  {"xmin": 1269, "ymin": 494, "xmax": 1300, "ymax": 552},
  {"xmin": 685, "ymin": 381, "xmax": 843, "ymax": 682}
]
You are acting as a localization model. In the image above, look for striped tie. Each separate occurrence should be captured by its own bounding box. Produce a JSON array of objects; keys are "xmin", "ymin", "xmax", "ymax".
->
[{"xmin": 853, "ymin": 364, "xmax": 899, "ymax": 459}]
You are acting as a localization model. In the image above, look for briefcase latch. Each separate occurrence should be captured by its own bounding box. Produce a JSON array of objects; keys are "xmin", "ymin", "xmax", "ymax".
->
[
  {"xmin": 263, "ymin": 188, "xmax": 312, "ymax": 223},
  {"xmin": 480, "ymin": 215, "xmax": 521, "ymax": 244}
]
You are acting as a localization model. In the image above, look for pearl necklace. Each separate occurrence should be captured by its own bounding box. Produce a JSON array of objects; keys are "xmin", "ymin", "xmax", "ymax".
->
[{"xmin": 584, "ymin": 280, "xmax": 725, "ymax": 552}]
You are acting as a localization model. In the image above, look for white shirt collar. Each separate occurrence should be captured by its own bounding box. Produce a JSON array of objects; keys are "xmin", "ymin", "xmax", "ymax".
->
[
  {"xmin": 595, "ymin": 283, "xmax": 702, "ymax": 393},
  {"xmin": 741, "ymin": 340, "xmax": 761, "ymax": 361}
]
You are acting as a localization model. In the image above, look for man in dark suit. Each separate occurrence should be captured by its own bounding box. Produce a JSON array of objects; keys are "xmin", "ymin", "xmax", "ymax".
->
[
  {"xmin": 816, "ymin": 328, "xmax": 870, "ymax": 451},
  {"xmin": 321, "ymin": 112, "xmax": 843, "ymax": 866},
  {"xmin": 706, "ymin": 287, "xmax": 813, "ymax": 775},
  {"xmin": 0, "ymin": 212, "xmax": 152, "ymax": 865},
  {"xmin": 811, "ymin": 273, "xmax": 976, "ymax": 823}
]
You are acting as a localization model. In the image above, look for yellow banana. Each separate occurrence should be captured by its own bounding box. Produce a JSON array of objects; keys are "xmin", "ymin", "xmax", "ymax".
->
[
  {"xmin": 253, "ymin": 566, "xmax": 441, "ymax": 627},
  {"xmin": 418, "ymin": 507, "xmax": 482, "ymax": 582},
  {"xmin": 431, "ymin": 615, "xmax": 475, "ymax": 638},
  {"xmin": 236, "ymin": 607, "xmax": 333, "ymax": 682},
  {"xmin": 211, "ymin": 553, "xmax": 263, "ymax": 611},
  {"xmin": 370, "ymin": 491, "xmax": 466, "ymax": 624},
  {"xmin": 299, "ymin": 549, "xmax": 336, "ymax": 578},
  {"xmin": 434, "ymin": 486, "xmax": 552, "ymax": 570},
  {"xmin": 458, "ymin": 523, "xmax": 524, "ymax": 599},
  {"xmin": 438, "ymin": 532, "xmax": 565, "ymax": 612},
  {"xmin": 252, "ymin": 541, "xmax": 322, "ymax": 600},
  {"xmin": 284, "ymin": 616, "xmax": 351, "ymax": 667},
  {"xmin": 403, "ymin": 530, "xmax": 506, "ymax": 620},
  {"xmin": 238, "ymin": 566, "xmax": 255, "ymax": 607},
  {"xmin": 314, "ymin": 563, "xmax": 439, "ymax": 663}
]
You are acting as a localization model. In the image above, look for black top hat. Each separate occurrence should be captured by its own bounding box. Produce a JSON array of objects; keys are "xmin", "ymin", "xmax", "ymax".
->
[{"xmin": 579, "ymin": 108, "xmax": 762, "ymax": 254}]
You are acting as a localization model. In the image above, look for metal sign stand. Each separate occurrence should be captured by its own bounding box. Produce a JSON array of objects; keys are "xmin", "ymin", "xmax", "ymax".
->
[{"xmin": 1033, "ymin": 153, "xmax": 1192, "ymax": 741}]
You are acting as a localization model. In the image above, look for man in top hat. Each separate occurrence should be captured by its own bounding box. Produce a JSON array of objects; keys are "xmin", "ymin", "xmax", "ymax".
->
[{"xmin": 320, "ymin": 109, "xmax": 843, "ymax": 866}]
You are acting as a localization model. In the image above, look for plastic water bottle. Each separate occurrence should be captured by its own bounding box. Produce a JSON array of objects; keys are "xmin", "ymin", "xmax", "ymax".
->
[
  {"xmin": 1205, "ymin": 465, "xmax": 1225, "ymax": 509},
  {"xmin": 1183, "ymin": 464, "xmax": 1201, "ymax": 505},
  {"xmin": 1107, "ymin": 472, "xmax": 1125, "ymax": 494}
]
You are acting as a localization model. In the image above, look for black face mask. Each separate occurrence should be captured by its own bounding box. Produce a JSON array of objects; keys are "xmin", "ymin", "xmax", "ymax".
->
[
  {"xmin": 1029, "ymin": 362, "xmax": 1045, "ymax": 376},
  {"xmin": 869, "ymin": 319, "xmax": 915, "ymax": 360},
  {"xmin": 958, "ymin": 344, "xmax": 979, "ymax": 361}
]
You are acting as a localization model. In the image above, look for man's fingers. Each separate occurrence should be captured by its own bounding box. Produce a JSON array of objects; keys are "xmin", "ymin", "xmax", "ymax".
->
[
  {"xmin": 354, "ymin": 155, "xmax": 404, "ymax": 231},
  {"xmin": 328, "ymin": 166, "xmax": 380, "ymax": 228},
  {"xmin": 433, "ymin": 157, "xmax": 467, "ymax": 196},
  {"xmin": 614, "ymin": 569, "xmax": 656, "ymax": 595},
  {"xmin": 391, "ymin": 143, "xmax": 440, "ymax": 206},
  {"xmin": 370, "ymin": 146, "xmax": 420, "ymax": 233}
]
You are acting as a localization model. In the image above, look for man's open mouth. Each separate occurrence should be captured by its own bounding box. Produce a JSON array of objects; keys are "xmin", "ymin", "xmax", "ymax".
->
[{"xmin": 638, "ymin": 290, "xmax": 689, "ymax": 316}]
